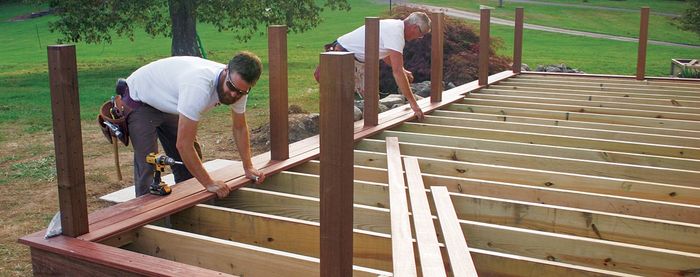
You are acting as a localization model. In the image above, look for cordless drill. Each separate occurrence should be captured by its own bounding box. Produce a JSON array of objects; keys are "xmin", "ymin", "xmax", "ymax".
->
[{"xmin": 145, "ymin": 152, "xmax": 182, "ymax": 196}]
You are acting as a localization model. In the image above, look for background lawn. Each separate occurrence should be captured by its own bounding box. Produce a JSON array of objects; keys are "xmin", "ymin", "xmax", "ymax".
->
[{"xmin": 417, "ymin": 0, "xmax": 700, "ymax": 46}]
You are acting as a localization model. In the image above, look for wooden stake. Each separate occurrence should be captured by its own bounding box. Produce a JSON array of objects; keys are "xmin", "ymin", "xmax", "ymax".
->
[
  {"xmin": 636, "ymin": 7, "xmax": 650, "ymax": 81},
  {"xmin": 479, "ymin": 9, "xmax": 491, "ymax": 86},
  {"xmin": 364, "ymin": 17, "xmax": 380, "ymax": 127},
  {"xmin": 112, "ymin": 138, "xmax": 122, "ymax": 181},
  {"xmin": 269, "ymin": 25, "xmax": 289, "ymax": 160},
  {"xmin": 431, "ymin": 12, "xmax": 444, "ymax": 103},
  {"xmin": 47, "ymin": 44, "xmax": 89, "ymax": 237},
  {"xmin": 513, "ymin": 8, "xmax": 524, "ymax": 74},
  {"xmin": 319, "ymin": 52, "xmax": 355, "ymax": 277}
]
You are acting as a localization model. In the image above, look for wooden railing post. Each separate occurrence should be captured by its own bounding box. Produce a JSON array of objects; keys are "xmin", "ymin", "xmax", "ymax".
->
[
  {"xmin": 47, "ymin": 44, "xmax": 89, "ymax": 237},
  {"xmin": 319, "ymin": 52, "xmax": 355, "ymax": 277},
  {"xmin": 364, "ymin": 17, "xmax": 380, "ymax": 127},
  {"xmin": 268, "ymin": 25, "xmax": 289, "ymax": 160},
  {"xmin": 513, "ymin": 8, "xmax": 524, "ymax": 74},
  {"xmin": 636, "ymin": 7, "xmax": 650, "ymax": 81},
  {"xmin": 479, "ymin": 8, "xmax": 491, "ymax": 86},
  {"xmin": 430, "ymin": 12, "xmax": 444, "ymax": 103}
]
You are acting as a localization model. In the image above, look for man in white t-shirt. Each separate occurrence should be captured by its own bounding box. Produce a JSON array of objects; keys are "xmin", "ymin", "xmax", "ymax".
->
[
  {"xmin": 123, "ymin": 51, "xmax": 265, "ymax": 198},
  {"xmin": 330, "ymin": 11, "xmax": 431, "ymax": 120}
]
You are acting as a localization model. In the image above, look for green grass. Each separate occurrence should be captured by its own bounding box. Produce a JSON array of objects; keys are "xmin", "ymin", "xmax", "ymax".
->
[
  {"xmin": 489, "ymin": 24, "xmax": 700, "ymax": 76},
  {"xmin": 416, "ymin": 0, "xmax": 700, "ymax": 45},
  {"xmin": 513, "ymin": 0, "xmax": 690, "ymax": 14}
]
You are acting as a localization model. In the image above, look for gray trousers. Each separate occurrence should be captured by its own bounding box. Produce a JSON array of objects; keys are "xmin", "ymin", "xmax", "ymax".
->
[{"xmin": 128, "ymin": 105, "xmax": 193, "ymax": 196}]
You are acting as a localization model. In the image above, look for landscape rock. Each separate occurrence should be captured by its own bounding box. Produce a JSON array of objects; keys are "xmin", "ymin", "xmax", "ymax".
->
[
  {"xmin": 535, "ymin": 63, "xmax": 584, "ymax": 74},
  {"xmin": 353, "ymin": 106, "xmax": 363, "ymax": 121}
]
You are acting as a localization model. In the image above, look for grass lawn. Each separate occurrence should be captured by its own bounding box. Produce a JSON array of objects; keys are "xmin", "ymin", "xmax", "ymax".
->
[
  {"xmin": 518, "ymin": 0, "xmax": 691, "ymax": 14},
  {"xmin": 416, "ymin": 0, "xmax": 700, "ymax": 46},
  {"xmin": 489, "ymin": 24, "xmax": 700, "ymax": 76}
]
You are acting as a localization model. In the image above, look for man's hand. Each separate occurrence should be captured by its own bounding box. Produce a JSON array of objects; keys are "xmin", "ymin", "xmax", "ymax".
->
[
  {"xmin": 412, "ymin": 106, "xmax": 425, "ymax": 121},
  {"xmin": 245, "ymin": 167, "xmax": 266, "ymax": 184},
  {"xmin": 206, "ymin": 180, "xmax": 231, "ymax": 199}
]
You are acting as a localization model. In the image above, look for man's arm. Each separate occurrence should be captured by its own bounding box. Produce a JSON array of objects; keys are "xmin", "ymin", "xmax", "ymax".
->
[
  {"xmin": 177, "ymin": 115, "xmax": 231, "ymax": 198},
  {"xmin": 386, "ymin": 50, "xmax": 424, "ymax": 120},
  {"xmin": 232, "ymin": 111, "xmax": 266, "ymax": 183}
]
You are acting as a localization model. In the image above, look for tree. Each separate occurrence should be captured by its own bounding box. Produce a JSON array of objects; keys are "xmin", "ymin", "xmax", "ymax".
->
[
  {"xmin": 40, "ymin": 0, "xmax": 350, "ymax": 56},
  {"xmin": 676, "ymin": 0, "xmax": 700, "ymax": 37}
]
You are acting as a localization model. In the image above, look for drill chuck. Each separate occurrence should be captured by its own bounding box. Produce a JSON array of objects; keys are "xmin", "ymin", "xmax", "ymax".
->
[{"xmin": 157, "ymin": 155, "xmax": 183, "ymax": 166}]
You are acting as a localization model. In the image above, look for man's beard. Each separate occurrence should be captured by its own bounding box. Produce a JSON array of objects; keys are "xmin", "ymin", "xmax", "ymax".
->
[{"xmin": 218, "ymin": 87, "xmax": 239, "ymax": 105}]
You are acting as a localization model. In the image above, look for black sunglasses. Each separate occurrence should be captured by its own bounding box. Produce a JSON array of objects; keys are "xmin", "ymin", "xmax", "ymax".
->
[{"xmin": 225, "ymin": 69, "xmax": 251, "ymax": 95}]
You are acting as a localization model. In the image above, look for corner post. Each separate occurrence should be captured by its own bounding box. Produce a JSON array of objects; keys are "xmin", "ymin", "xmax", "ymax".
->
[
  {"xmin": 319, "ymin": 52, "xmax": 355, "ymax": 277},
  {"xmin": 364, "ymin": 17, "xmax": 380, "ymax": 127},
  {"xmin": 430, "ymin": 12, "xmax": 444, "ymax": 103},
  {"xmin": 268, "ymin": 25, "xmax": 289, "ymax": 160},
  {"xmin": 479, "ymin": 8, "xmax": 491, "ymax": 86},
  {"xmin": 636, "ymin": 7, "xmax": 650, "ymax": 81},
  {"xmin": 513, "ymin": 8, "xmax": 524, "ymax": 74},
  {"xmin": 47, "ymin": 44, "xmax": 89, "ymax": 237}
]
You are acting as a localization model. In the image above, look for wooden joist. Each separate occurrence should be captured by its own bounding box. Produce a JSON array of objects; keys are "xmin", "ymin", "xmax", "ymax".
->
[
  {"xmin": 125, "ymin": 225, "xmax": 390, "ymax": 277},
  {"xmin": 447, "ymin": 103, "xmax": 700, "ymax": 131},
  {"xmin": 395, "ymin": 123, "xmax": 700, "ymax": 159},
  {"xmin": 477, "ymin": 88, "xmax": 700, "ymax": 108},
  {"xmin": 203, "ymin": 175, "xmax": 700, "ymax": 276},
  {"xmin": 274, "ymin": 163, "xmax": 700, "ymax": 254},
  {"xmin": 372, "ymin": 130, "xmax": 700, "ymax": 172}
]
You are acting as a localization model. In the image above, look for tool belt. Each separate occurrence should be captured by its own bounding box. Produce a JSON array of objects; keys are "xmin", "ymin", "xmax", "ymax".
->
[
  {"xmin": 97, "ymin": 79, "xmax": 140, "ymax": 146},
  {"xmin": 314, "ymin": 41, "xmax": 360, "ymax": 82}
]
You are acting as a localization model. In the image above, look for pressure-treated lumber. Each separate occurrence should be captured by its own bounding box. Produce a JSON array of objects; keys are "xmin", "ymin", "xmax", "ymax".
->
[
  {"xmin": 255, "ymin": 167, "xmax": 700, "ymax": 254},
  {"xmin": 364, "ymin": 17, "xmax": 379, "ymax": 127},
  {"xmin": 447, "ymin": 103, "xmax": 700, "ymax": 132},
  {"xmin": 269, "ymin": 25, "xmax": 289, "ymax": 160},
  {"xmin": 468, "ymin": 93, "xmax": 700, "ymax": 115},
  {"xmin": 373, "ymin": 130, "xmax": 700, "ymax": 172},
  {"xmin": 352, "ymin": 151, "xmax": 700, "ymax": 224},
  {"xmin": 160, "ymin": 203, "xmax": 637, "ymax": 276},
  {"xmin": 169, "ymin": 205, "xmax": 393, "ymax": 271},
  {"xmin": 422, "ymin": 114, "xmax": 700, "ymax": 149},
  {"xmin": 516, "ymin": 72, "xmax": 700, "ymax": 87},
  {"xmin": 404, "ymin": 157, "xmax": 446, "ymax": 276},
  {"xmin": 431, "ymin": 186, "xmax": 479, "ymax": 277},
  {"xmin": 319, "ymin": 51, "xmax": 355, "ymax": 277},
  {"xmin": 460, "ymin": 98, "xmax": 700, "ymax": 121},
  {"xmin": 431, "ymin": 108, "xmax": 700, "ymax": 140},
  {"xmin": 356, "ymin": 138, "xmax": 700, "ymax": 188},
  {"xmin": 125, "ymin": 225, "xmax": 389, "ymax": 277},
  {"xmin": 478, "ymin": 8, "xmax": 490, "ymax": 86},
  {"xmin": 500, "ymin": 77, "xmax": 700, "ymax": 93},
  {"xmin": 395, "ymin": 122, "xmax": 700, "ymax": 159},
  {"xmin": 291, "ymin": 162, "xmax": 697, "ymax": 237},
  {"xmin": 431, "ymin": 12, "xmax": 444, "ymax": 103},
  {"xmin": 206, "ymin": 179, "xmax": 700, "ymax": 276},
  {"xmin": 636, "ymin": 7, "xmax": 650, "ymax": 80},
  {"xmin": 488, "ymin": 84, "xmax": 700, "ymax": 102},
  {"xmin": 385, "ymin": 137, "xmax": 418, "ymax": 276},
  {"xmin": 512, "ymin": 8, "xmax": 523, "ymax": 74},
  {"xmin": 478, "ymin": 88, "xmax": 700, "ymax": 108},
  {"xmin": 48, "ymin": 44, "xmax": 88, "ymax": 237}
]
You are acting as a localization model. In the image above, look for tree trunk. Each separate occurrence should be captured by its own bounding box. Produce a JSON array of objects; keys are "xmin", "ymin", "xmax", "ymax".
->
[{"xmin": 169, "ymin": 0, "xmax": 201, "ymax": 57}]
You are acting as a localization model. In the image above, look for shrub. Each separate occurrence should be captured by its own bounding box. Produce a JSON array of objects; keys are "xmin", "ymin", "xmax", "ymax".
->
[{"xmin": 378, "ymin": 6, "xmax": 512, "ymax": 94}]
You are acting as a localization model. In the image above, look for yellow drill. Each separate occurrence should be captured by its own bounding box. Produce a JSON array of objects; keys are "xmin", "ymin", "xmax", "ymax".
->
[{"xmin": 145, "ymin": 152, "xmax": 182, "ymax": 196}]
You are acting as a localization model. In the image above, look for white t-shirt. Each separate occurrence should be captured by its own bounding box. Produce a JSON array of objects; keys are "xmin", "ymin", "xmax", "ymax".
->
[
  {"xmin": 336, "ymin": 19, "xmax": 405, "ymax": 63},
  {"xmin": 126, "ymin": 56, "xmax": 248, "ymax": 121}
]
